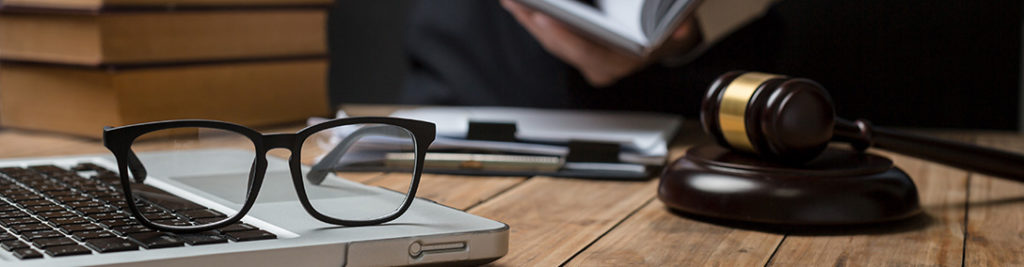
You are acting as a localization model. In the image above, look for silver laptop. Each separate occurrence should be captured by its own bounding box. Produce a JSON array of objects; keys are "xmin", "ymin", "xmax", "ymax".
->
[{"xmin": 0, "ymin": 149, "xmax": 508, "ymax": 266}]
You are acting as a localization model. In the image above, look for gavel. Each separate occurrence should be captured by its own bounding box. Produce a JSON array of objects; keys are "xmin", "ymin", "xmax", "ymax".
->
[{"xmin": 700, "ymin": 71, "xmax": 1024, "ymax": 180}]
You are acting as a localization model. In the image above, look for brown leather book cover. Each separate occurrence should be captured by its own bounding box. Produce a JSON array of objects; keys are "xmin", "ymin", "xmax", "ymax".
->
[
  {"xmin": 0, "ymin": 8, "xmax": 327, "ymax": 66},
  {"xmin": 0, "ymin": 0, "xmax": 333, "ymax": 11},
  {"xmin": 0, "ymin": 58, "xmax": 331, "ymax": 138}
]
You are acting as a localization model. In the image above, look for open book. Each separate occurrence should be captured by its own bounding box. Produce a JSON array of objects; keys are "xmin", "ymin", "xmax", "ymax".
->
[{"xmin": 515, "ymin": 0, "xmax": 700, "ymax": 57}]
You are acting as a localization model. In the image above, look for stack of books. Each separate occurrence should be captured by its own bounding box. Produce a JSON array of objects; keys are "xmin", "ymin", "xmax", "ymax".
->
[{"xmin": 0, "ymin": 0, "xmax": 332, "ymax": 137}]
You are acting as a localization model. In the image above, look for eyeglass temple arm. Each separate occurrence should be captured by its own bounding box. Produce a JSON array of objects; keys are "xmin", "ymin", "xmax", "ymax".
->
[
  {"xmin": 306, "ymin": 125, "xmax": 411, "ymax": 185},
  {"xmin": 127, "ymin": 151, "xmax": 147, "ymax": 183},
  {"xmin": 104, "ymin": 126, "xmax": 148, "ymax": 183}
]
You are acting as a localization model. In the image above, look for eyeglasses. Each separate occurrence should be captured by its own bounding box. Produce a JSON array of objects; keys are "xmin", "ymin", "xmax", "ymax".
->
[{"xmin": 103, "ymin": 117, "xmax": 435, "ymax": 233}]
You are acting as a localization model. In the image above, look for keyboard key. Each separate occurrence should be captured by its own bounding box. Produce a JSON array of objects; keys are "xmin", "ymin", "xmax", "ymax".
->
[
  {"xmin": 0, "ymin": 217, "xmax": 38, "ymax": 227},
  {"xmin": 21, "ymin": 179, "xmax": 58, "ymax": 186},
  {"xmin": 67, "ymin": 200, "xmax": 105, "ymax": 208},
  {"xmin": 22, "ymin": 229, "xmax": 63, "ymax": 240},
  {"xmin": 0, "ymin": 210, "xmax": 29, "ymax": 218},
  {"xmin": 98, "ymin": 218, "xmax": 137, "ymax": 228},
  {"xmin": 218, "ymin": 223, "xmax": 258, "ymax": 233},
  {"xmin": 59, "ymin": 173, "xmax": 89, "ymax": 181},
  {"xmin": 153, "ymin": 219, "xmax": 191, "ymax": 227},
  {"xmin": 84, "ymin": 237, "xmax": 139, "ymax": 253},
  {"xmin": 11, "ymin": 223, "xmax": 52, "ymax": 234},
  {"xmin": 179, "ymin": 209, "xmax": 225, "ymax": 220},
  {"xmin": 0, "ymin": 203, "xmax": 19, "ymax": 212},
  {"xmin": 32, "ymin": 237, "xmax": 76, "ymax": 248},
  {"xmin": 76, "ymin": 206, "xmax": 118, "ymax": 215},
  {"xmin": 138, "ymin": 206, "xmax": 165, "ymax": 214},
  {"xmin": 45, "ymin": 190, "xmax": 80, "ymax": 197},
  {"xmin": 12, "ymin": 248, "xmax": 43, "ymax": 259},
  {"xmin": 54, "ymin": 195, "xmax": 92, "ymax": 203},
  {"xmin": 71, "ymin": 230, "xmax": 116, "ymax": 241},
  {"xmin": 223, "ymin": 230, "xmax": 276, "ymax": 242},
  {"xmin": 92, "ymin": 189, "xmax": 123, "ymax": 197},
  {"xmin": 1, "ymin": 188, "xmax": 33, "ymax": 196},
  {"xmin": 44, "ymin": 244, "xmax": 93, "ymax": 257},
  {"xmin": 66, "ymin": 178, "xmax": 101, "ymax": 185},
  {"xmin": 60, "ymin": 223, "xmax": 104, "ymax": 234},
  {"xmin": 100, "ymin": 179, "xmax": 122, "ymax": 187},
  {"xmin": 36, "ymin": 184, "xmax": 70, "ymax": 192},
  {"xmin": 80, "ymin": 186, "xmax": 115, "ymax": 193},
  {"xmin": 90, "ymin": 212, "xmax": 130, "ymax": 221},
  {"xmin": 26, "ymin": 205, "xmax": 66, "ymax": 214},
  {"xmin": 178, "ymin": 231, "xmax": 229, "ymax": 246},
  {"xmin": 13, "ymin": 177, "xmax": 47, "ymax": 184},
  {"xmin": 132, "ymin": 185, "xmax": 205, "ymax": 212},
  {"xmin": 193, "ymin": 217, "xmax": 228, "ymax": 225},
  {"xmin": 0, "ymin": 232, "xmax": 18, "ymax": 241},
  {"xmin": 96, "ymin": 196, "xmax": 123, "ymax": 203},
  {"xmin": 37, "ymin": 210, "xmax": 78, "ymax": 219},
  {"xmin": 1, "ymin": 240, "xmax": 30, "ymax": 251},
  {"xmin": 51, "ymin": 216, "xmax": 91, "ymax": 226},
  {"xmin": 144, "ymin": 212, "xmax": 179, "ymax": 221},
  {"xmin": 7, "ymin": 193, "xmax": 44, "ymax": 202},
  {"xmin": 107, "ymin": 200, "xmax": 129, "ymax": 209},
  {"xmin": 111, "ymin": 224, "xmax": 155, "ymax": 235},
  {"xmin": 28, "ymin": 165, "xmax": 64, "ymax": 173},
  {"xmin": 0, "ymin": 167, "xmax": 24, "ymax": 174},
  {"xmin": 72, "ymin": 163, "xmax": 102, "ymax": 171},
  {"xmin": 15, "ymin": 199, "xmax": 52, "ymax": 207},
  {"xmin": 127, "ymin": 232, "xmax": 185, "ymax": 249}
]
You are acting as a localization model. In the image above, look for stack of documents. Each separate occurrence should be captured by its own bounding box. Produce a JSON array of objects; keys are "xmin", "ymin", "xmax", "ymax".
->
[{"xmin": 309, "ymin": 107, "xmax": 682, "ymax": 179}]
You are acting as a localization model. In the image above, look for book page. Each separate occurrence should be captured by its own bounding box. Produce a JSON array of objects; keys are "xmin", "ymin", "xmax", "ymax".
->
[
  {"xmin": 643, "ymin": 0, "xmax": 693, "ymax": 47},
  {"xmin": 528, "ymin": 0, "xmax": 648, "ymax": 49},
  {"xmin": 595, "ymin": 0, "xmax": 648, "ymax": 45}
]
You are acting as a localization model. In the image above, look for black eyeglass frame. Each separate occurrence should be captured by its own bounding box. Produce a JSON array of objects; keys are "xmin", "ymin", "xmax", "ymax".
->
[{"xmin": 102, "ymin": 117, "xmax": 436, "ymax": 233}]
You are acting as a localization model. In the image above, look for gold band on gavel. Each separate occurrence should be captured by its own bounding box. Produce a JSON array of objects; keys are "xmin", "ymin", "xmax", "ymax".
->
[{"xmin": 718, "ymin": 72, "xmax": 783, "ymax": 152}]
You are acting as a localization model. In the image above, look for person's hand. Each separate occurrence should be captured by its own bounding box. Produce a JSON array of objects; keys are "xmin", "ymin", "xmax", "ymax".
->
[{"xmin": 500, "ymin": 0, "xmax": 700, "ymax": 87}]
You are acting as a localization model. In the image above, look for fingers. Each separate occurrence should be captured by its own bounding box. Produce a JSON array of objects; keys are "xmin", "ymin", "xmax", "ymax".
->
[
  {"xmin": 501, "ymin": 0, "xmax": 588, "ymax": 60},
  {"xmin": 500, "ymin": 0, "xmax": 644, "ymax": 87},
  {"xmin": 670, "ymin": 16, "xmax": 698, "ymax": 41},
  {"xmin": 530, "ymin": 12, "xmax": 603, "ymax": 62}
]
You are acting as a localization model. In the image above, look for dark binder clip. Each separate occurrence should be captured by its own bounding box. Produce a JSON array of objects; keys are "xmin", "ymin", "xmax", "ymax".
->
[
  {"xmin": 466, "ymin": 121, "xmax": 517, "ymax": 142},
  {"xmin": 566, "ymin": 140, "xmax": 620, "ymax": 163}
]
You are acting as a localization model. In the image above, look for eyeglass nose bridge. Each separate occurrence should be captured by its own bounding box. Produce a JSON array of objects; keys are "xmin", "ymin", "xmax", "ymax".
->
[{"xmin": 262, "ymin": 133, "xmax": 297, "ymax": 150}]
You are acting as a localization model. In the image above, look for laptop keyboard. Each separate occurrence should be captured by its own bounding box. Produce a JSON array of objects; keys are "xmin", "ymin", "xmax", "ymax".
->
[{"xmin": 0, "ymin": 163, "xmax": 277, "ymax": 260}]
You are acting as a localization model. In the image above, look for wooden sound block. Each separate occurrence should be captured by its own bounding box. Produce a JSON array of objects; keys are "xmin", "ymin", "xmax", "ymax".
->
[{"xmin": 659, "ymin": 144, "xmax": 921, "ymax": 225}]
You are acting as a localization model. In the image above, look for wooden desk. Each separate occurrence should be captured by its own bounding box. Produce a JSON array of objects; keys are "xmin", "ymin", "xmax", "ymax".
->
[{"xmin": 1, "ymin": 105, "xmax": 1022, "ymax": 266}]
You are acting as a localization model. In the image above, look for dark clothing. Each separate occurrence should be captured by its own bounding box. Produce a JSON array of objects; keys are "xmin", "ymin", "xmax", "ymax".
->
[
  {"xmin": 400, "ymin": 0, "xmax": 1021, "ymax": 129},
  {"xmin": 400, "ymin": 1, "xmax": 573, "ymax": 108}
]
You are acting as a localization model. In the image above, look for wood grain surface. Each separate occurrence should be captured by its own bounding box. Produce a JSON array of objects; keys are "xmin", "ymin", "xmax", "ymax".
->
[
  {"xmin": 768, "ymin": 149, "xmax": 969, "ymax": 266},
  {"xmin": 768, "ymin": 135, "xmax": 973, "ymax": 266},
  {"xmin": 966, "ymin": 133, "xmax": 1024, "ymax": 266},
  {"xmin": 369, "ymin": 173, "xmax": 527, "ymax": 210},
  {"xmin": 469, "ymin": 177, "xmax": 660, "ymax": 266},
  {"xmin": 1, "ymin": 105, "xmax": 1023, "ymax": 266},
  {"xmin": 567, "ymin": 200, "xmax": 783, "ymax": 266}
]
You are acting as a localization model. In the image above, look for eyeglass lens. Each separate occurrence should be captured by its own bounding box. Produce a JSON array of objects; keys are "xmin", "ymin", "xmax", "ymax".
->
[
  {"xmin": 125, "ymin": 123, "xmax": 418, "ymax": 228},
  {"xmin": 300, "ymin": 123, "xmax": 417, "ymax": 221},
  {"xmin": 128, "ymin": 127, "xmax": 254, "ymax": 228}
]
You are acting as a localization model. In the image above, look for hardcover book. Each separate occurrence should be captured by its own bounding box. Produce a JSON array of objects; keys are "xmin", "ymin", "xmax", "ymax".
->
[
  {"xmin": 0, "ymin": 0, "xmax": 332, "ymax": 11},
  {"xmin": 0, "ymin": 9, "xmax": 326, "ymax": 65},
  {"xmin": 0, "ymin": 58, "xmax": 331, "ymax": 138}
]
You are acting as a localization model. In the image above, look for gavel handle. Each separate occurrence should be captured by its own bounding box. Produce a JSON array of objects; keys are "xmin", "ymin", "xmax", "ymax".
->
[{"xmin": 834, "ymin": 118, "xmax": 1024, "ymax": 180}]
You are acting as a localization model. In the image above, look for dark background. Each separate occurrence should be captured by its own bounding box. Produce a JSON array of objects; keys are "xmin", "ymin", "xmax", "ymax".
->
[{"xmin": 328, "ymin": 0, "xmax": 1023, "ymax": 130}]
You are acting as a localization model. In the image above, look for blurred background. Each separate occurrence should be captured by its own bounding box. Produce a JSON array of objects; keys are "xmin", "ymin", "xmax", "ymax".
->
[{"xmin": 329, "ymin": 0, "xmax": 1022, "ymax": 130}]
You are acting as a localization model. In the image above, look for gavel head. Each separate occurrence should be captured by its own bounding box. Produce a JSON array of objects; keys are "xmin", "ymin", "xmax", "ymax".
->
[{"xmin": 700, "ymin": 71, "xmax": 836, "ymax": 163}]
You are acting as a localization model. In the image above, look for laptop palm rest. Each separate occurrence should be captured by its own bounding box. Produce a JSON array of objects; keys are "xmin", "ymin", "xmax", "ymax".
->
[{"xmin": 133, "ymin": 149, "xmax": 508, "ymax": 266}]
